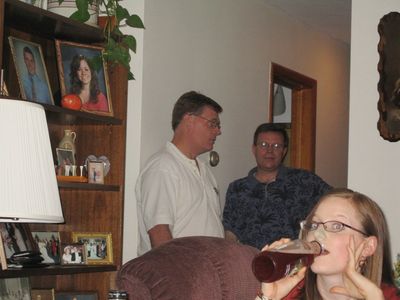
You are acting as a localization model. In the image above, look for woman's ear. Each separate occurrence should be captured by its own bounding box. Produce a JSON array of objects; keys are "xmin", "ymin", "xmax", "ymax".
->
[{"xmin": 362, "ymin": 236, "xmax": 378, "ymax": 257}]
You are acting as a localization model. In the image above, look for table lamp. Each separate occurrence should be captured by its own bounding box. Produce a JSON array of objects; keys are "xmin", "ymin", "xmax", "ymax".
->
[{"xmin": 0, "ymin": 98, "xmax": 64, "ymax": 268}]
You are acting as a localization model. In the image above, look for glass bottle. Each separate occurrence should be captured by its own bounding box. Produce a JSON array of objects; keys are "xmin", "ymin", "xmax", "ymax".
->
[{"xmin": 252, "ymin": 239, "xmax": 323, "ymax": 283}]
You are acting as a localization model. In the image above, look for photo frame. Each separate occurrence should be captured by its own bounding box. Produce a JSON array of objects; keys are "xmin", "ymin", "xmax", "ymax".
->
[
  {"xmin": 31, "ymin": 288, "xmax": 55, "ymax": 300},
  {"xmin": 60, "ymin": 243, "xmax": 86, "ymax": 265},
  {"xmin": 72, "ymin": 232, "xmax": 113, "ymax": 265},
  {"xmin": 0, "ymin": 233, "xmax": 7, "ymax": 270},
  {"xmin": 0, "ymin": 81, "xmax": 8, "ymax": 96},
  {"xmin": 0, "ymin": 223, "xmax": 37, "ymax": 261},
  {"xmin": 8, "ymin": 36, "xmax": 54, "ymax": 105},
  {"xmin": 0, "ymin": 277, "xmax": 31, "ymax": 299},
  {"xmin": 31, "ymin": 231, "xmax": 61, "ymax": 264},
  {"xmin": 377, "ymin": 12, "xmax": 400, "ymax": 141},
  {"xmin": 55, "ymin": 39, "xmax": 113, "ymax": 116},
  {"xmin": 55, "ymin": 292, "xmax": 98, "ymax": 300},
  {"xmin": 87, "ymin": 160, "xmax": 104, "ymax": 184},
  {"xmin": 56, "ymin": 148, "xmax": 76, "ymax": 167}
]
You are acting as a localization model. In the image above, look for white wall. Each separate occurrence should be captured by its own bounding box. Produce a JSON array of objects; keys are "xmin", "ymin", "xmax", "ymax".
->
[
  {"xmin": 349, "ymin": 0, "xmax": 400, "ymax": 259},
  {"xmin": 122, "ymin": 1, "xmax": 144, "ymax": 262},
  {"xmin": 123, "ymin": 0, "xmax": 350, "ymax": 260}
]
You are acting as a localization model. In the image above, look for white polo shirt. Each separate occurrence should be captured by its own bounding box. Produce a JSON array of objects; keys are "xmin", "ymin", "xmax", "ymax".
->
[{"xmin": 136, "ymin": 142, "xmax": 224, "ymax": 255}]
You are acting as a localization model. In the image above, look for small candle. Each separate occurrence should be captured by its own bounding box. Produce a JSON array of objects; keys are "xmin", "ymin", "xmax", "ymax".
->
[
  {"xmin": 64, "ymin": 165, "xmax": 71, "ymax": 176},
  {"xmin": 71, "ymin": 165, "xmax": 77, "ymax": 176}
]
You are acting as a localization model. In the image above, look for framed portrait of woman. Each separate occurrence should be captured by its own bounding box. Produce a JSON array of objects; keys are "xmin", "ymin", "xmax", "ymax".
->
[{"xmin": 55, "ymin": 40, "xmax": 113, "ymax": 116}]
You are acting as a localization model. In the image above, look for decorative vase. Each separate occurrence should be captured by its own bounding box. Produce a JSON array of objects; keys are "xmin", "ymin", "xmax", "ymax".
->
[
  {"xmin": 47, "ymin": 0, "xmax": 99, "ymax": 27},
  {"xmin": 59, "ymin": 129, "xmax": 77, "ymax": 158}
]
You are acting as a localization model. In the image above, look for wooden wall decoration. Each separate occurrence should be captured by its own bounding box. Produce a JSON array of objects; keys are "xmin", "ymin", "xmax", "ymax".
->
[{"xmin": 377, "ymin": 12, "xmax": 400, "ymax": 141}]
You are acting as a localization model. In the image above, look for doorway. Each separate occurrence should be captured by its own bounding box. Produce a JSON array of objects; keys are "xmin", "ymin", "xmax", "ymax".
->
[{"xmin": 269, "ymin": 63, "xmax": 317, "ymax": 171}]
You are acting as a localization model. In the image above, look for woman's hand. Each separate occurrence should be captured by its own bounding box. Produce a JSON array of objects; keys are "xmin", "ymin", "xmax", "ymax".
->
[
  {"xmin": 259, "ymin": 238, "xmax": 306, "ymax": 300},
  {"xmin": 329, "ymin": 235, "xmax": 384, "ymax": 300}
]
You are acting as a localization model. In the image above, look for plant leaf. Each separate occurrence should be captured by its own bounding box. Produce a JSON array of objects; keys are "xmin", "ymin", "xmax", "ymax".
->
[
  {"xmin": 75, "ymin": 0, "xmax": 89, "ymax": 12},
  {"xmin": 69, "ymin": 0, "xmax": 90, "ymax": 22},
  {"xmin": 70, "ymin": 10, "xmax": 90, "ymax": 22},
  {"xmin": 116, "ymin": 5, "xmax": 129, "ymax": 23},
  {"xmin": 126, "ymin": 14, "xmax": 145, "ymax": 29},
  {"xmin": 122, "ymin": 35, "xmax": 136, "ymax": 53}
]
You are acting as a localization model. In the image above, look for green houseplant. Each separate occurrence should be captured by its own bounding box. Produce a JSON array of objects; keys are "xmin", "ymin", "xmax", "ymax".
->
[{"xmin": 57, "ymin": 0, "xmax": 144, "ymax": 80}]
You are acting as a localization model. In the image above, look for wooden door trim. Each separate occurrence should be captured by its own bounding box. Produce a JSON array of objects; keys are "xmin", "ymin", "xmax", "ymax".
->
[{"xmin": 269, "ymin": 62, "xmax": 317, "ymax": 171}]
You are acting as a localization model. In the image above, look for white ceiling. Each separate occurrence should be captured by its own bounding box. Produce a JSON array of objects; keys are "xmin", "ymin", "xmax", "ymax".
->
[{"xmin": 262, "ymin": 0, "xmax": 351, "ymax": 44}]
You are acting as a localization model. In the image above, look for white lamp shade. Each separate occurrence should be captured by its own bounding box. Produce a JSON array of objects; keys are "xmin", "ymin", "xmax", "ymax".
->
[{"xmin": 0, "ymin": 99, "xmax": 64, "ymax": 223}]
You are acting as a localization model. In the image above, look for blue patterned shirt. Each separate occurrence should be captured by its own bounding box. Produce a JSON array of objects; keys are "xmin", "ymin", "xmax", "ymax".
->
[{"xmin": 222, "ymin": 166, "xmax": 331, "ymax": 249}]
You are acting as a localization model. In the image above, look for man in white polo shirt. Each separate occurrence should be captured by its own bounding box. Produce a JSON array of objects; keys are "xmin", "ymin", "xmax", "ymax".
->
[{"xmin": 136, "ymin": 91, "xmax": 224, "ymax": 255}]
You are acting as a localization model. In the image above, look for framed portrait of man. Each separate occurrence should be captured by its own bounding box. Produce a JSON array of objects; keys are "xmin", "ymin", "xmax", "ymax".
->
[{"xmin": 8, "ymin": 36, "xmax": 54, "ymax": 105}]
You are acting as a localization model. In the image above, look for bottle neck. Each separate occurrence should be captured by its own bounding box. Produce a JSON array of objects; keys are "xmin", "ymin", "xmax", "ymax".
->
[{"xmin": 310, "ymin": 240, "xmax": 323, "ymax": 255}]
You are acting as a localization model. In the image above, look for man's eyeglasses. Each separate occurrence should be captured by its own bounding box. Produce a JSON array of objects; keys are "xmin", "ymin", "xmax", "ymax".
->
[
  {"xmin": 191, "ymin": 114, "xmax": 221, "ymax": 129},
  {"xmin": 256, "ymin": 141, "xmax": 284, "ymax": 150},
  {"xmin": 300, "ymin": 220, "xmax": 368, "ymax": 236}
]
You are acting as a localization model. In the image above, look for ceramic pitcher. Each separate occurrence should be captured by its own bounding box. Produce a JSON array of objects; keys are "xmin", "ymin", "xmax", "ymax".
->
[{"xmin": 59, "ymin": 129, "xmax": 77, "ymax": 156}]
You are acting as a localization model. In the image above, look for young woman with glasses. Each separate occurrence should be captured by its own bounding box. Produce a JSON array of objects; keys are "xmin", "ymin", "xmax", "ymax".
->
[{"xmin": 256, "ymin": 188, "xmax": 400, "ymax": 300}]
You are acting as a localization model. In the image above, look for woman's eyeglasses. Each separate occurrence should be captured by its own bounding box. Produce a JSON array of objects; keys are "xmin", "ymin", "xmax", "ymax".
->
[{"xmin": 300, "ymin": 220, "xmax": 368, "ymax": 236}]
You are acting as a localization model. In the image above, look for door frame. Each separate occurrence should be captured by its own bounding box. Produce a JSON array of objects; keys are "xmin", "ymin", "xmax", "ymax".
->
[{"xmin": 269, "ymin": 63, "xmax": 317, "ymax": 171}]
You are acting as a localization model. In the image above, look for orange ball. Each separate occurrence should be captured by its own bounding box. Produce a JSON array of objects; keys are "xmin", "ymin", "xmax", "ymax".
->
[{"xmin": 61, "ymin": 94, "xmax": 82, "ymax": 110}]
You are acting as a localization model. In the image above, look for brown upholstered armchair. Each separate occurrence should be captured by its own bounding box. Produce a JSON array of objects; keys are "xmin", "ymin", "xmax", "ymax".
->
[{"xmin": 116, "ymin": 236, "xmax": 261, "ymax": 300}]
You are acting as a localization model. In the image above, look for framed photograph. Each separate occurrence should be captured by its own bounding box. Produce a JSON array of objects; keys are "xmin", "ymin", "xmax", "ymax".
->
[
  {"xmin": 87, "ymin": 161, "xmax": 104, "ymax": 184},
  {"xmin": 61, "ymin": 243, "xmax": 86, "ymax": 265},
  {"xmin": 31, "ymin": 231, "xmax": 61, "ymax": 264},
  {"xmin": 55, "ymin": 39, "xmax": 113, "ymax": 116},
  {"xmin": 0, "ymin": 277, "xmax": 31, "ymax": 299},
  {"xmin": 377, "ymin": 12, "xmax": 400, "ymax": 141},
  {"xmin": 56, "ymin": 148, "xmax": 76, "ymax": 167},
  {"xmin": 72, "ymin": 232, "xmax": 113, "ymax": 265},
  {"xmin": 8, "ymin": 36, "xmax": 54, "ymax": 105},
  {"xmin": 0, "ymin": 223, "xmax": 37, "ymax": 260},
  {"xmin": 55, "ymin": 292, "xmax": 98, "ymax": 300},
  {"xmin": 31, "ymin": 288, "xmax": 55, "ymax": 300},
  {"xmin": 0, "ymin": 81, "xmax": 8, "ymax": 96},
  {"xmin": 0, "ymin": 234, "xmax": 7, "ymax": 270}
]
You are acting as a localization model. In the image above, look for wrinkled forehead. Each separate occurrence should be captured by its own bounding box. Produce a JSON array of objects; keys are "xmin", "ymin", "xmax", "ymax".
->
[{"xmin": 199, "ymin": 105, "xmax": 220, "ymax": 117}]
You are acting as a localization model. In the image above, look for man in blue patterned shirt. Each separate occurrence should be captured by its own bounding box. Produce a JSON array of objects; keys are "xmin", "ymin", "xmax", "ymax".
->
[{"xmin": 223, "ymin": 123, "xmax": 331, "ymax": 249}]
